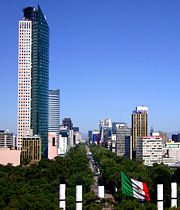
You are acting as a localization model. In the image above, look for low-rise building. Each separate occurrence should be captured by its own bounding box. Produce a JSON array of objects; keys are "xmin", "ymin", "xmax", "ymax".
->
[
  {"xmin": 21, "ymin": 135, "xmax": 41, "ymax": 164},
  {"xmin": 165, "ymin": 141, "xmax": 180, "ymax": 148},
  {"xmin": 0, "ymin": 148, "xmax": 21, "ymax": 166},
  {"xmin": 162, "ymin": 141, "xmax": 180, "ymax": 166}
]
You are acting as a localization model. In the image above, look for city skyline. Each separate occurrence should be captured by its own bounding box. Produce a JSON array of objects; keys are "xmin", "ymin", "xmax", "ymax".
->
[{"xmin": 1, "ymin": 0, "xmax": 180, "ymax": 135}]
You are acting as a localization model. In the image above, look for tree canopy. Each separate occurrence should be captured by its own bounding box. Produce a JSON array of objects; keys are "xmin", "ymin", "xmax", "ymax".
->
[
  {"xmin": 90, "ymin": 144, "xmax": 180, "ymax": 209},
  {"xmin": 0, "ymin": 144, "xmax": 94, "ymax": 209},
  {"xmin": 1, "ymin": 144, "xmax": 180, "ymax": 209}
]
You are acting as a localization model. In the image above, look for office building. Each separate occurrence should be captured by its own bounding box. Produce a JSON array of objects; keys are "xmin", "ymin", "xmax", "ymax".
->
[
  {"xmin": 62, "ymin": 118, "xmax": 73, "ymax": 130},
  {"xmin": 69, "ymin": 130, "xmax": 74, "ymax": 147},
  {"xmin": 132, "ymin": 106, "xmax": 148, "ymax": 148},
  {"xmin": 172, "ymin": 133, "xmax": 180, "ymax": 142},
  {"xmin": 110, "ymin": 134, "xmax": 116, "ymax": 153},
  {"xmin": 74, "ymin": 131, "xmax": 82, "ymax": 144},
  {"xmin": 136, "ymin": 134, "xmax": 162, "ymax": 165},
  {"xmin": 48, "ymin": 89, "xmax": 60, "ymax": 132},
  {"xmin": 21, "ymin": 135, "xmax": 41, "ymax": 163},
  {"xmin": 12, "ymin": 135, "xmax": 17, "ymax": 148},
  {"xmin": 59, "ymin": 126, "xmax": 69, "ymax": 156},
  {"xmin": 112, "ymin": 122, "xmax": 122, "ymax": 134},
  {"xmin": 48, "ymin": 89, "xmax": 60, "ymax": 148},
  {"xmin": 73, "ymin": 127, "xmax": 79, "ymax": 132},
  {"xmin": 99, "ymin": 119, "xmax": 112, "ymax": 147},
  {"xmin": 17, "ymin": 5, "xmax": 49, "ymax": 157},
  {"xmin": 116, "ymin": 122, "xmax": 132, "ymax": 159},
  {"xmin": 0, "ymin": 130, "xmax": 13, "ymax": 148},
  {"xmin": 92, "ymin": 130, "xmax": 100, "ymax": 144},
  {"xmin": 48, "ymin": 132, "xmax": 58, "ymax": 159},
  {"xmin": 88, "ymin": 130, "xmax": 93, "ymax": 144}
]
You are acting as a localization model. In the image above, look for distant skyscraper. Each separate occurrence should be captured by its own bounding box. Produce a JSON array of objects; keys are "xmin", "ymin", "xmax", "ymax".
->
[
  {"xmin": 132, "ymin": 106, "xmax": 148, "ymax": 149},
  {"xmin": 172, "ymin": 133, "xmax": 180, "ymax": 142},
  {"xmin": 116, "ymin": 122, "xmax": 132, "ymax": 159},
  {"xmin": 59, "ymin": 126, "xmax": 69, "ymax": 156},
  {"xmin": 158, "ymin": 131, "xmax": 168, "ymax": 144},
  {"xmin": 62, "ymin": 118, "xmax": 73, "ymax": 130},
  {"xmin": 69, "ymin": 130, "xmax": 74, "ymax": 148},
  {"xmin": 73, "ymin": 127, "xmax": 79, "ymax": 132},
  {"xmin": 99, "ymin": 119, "xmax": 112, "ymax": 147},
  {"xmin": 17, "ymin": 5, "xmax": 49, "ymax": 157},
  {"xmin": 48, "ymin": 89, "xmax": 60, "ymax": 146},
  {"xmin": 88, "ymin": 130, "xmax": 93, "ymax": 144}
]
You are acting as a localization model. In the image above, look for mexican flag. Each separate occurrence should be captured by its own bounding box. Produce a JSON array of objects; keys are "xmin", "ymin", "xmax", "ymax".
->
[{"xmin": 121, "ymin": 171, "xmax": 150, "ymax": 201}]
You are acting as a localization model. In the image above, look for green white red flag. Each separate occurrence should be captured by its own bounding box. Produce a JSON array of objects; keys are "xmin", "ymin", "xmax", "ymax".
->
[{"xmin": 121, "ymin": 171, "xmax": 150, "ymax": 201}]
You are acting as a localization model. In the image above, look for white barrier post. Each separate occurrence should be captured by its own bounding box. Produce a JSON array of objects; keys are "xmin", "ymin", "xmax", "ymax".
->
[
  {"xmin": 171, "ymin": 173, "xmax": 177, "ymax": 208},
  {"xmin": 157, "ymin": 175, "xmax": 163, "ymax": 210},
  {"xmin": 59, "ymin": 176, "xmax": 66, "ymax": 210},
  {"xmin": 98, "ymin": 176, "xmax": 104, "ymax": 199},
  {"xmin": 76, "ymin": 176, "xmax": 82, "ymax": 210}
]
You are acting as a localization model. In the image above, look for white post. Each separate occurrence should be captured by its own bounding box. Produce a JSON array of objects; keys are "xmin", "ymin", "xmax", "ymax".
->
[
  {"xmin": 76, "ymin": 177, "xmax": 82, "ymax": 210},
  {"xmin": 59, "ymin": 176, "xmax": 66, "ymax": 210},
  {"xmin": 98, "ymin": 185, "xmax": 104, "ymax": 198},
  {"xmin": 157, "ymin": 175, "xmax": 163, "ymax": 210},
  {"xmin": 171, "ymin": 173, "xmax": 177, "ymax": 208},
  {"xmin": 98, "ymin": 176, "xmax": 104, "ymax": 199}
]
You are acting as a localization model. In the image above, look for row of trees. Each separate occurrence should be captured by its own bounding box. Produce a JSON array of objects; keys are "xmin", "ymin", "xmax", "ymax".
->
[
  {"xmin": 0, "ymin": 144, "xmax": 96, "ymax": 209},
  {"xmin": 90, "ymin": 144, "xmax": 180, "ymax": 209}
]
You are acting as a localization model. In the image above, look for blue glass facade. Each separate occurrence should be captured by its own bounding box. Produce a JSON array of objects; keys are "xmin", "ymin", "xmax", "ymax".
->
[{"xmin": 24, "ymin": 5, "xmax": 49, "ymax": 157}]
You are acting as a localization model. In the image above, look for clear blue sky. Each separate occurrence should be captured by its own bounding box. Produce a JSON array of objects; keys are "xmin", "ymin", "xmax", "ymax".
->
[{"xmin": 1, "ymin": 0, "xmax": 180, "ymax": 136}]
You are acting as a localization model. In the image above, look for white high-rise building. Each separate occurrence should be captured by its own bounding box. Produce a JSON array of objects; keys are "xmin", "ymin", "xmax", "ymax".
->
[
  {"xmin": 69, "ymin": 130, "xmax": 74, "ymax": 147},
  {"xmin": 17, "ymin": 20, "xmax": 32, "ymax": 149},
  {"xmin": 136, "ymin": 134, "xmax": 162, "ymax": 165},
  {"xmin": 48, "ymin": 89, "xmax": 60, "ymax": 147}
]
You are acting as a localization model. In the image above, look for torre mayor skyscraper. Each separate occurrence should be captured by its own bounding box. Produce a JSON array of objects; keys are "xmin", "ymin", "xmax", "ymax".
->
[{"xmin": 17, "ymin": 5, "xmax": 49, "ymax": 157}]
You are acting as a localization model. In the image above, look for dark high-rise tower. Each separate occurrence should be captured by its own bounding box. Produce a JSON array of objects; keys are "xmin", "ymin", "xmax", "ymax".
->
[
  {"xmin": 62, "ymin": 118, "xmax": 73, "ymax": 130},
  {"xmin": 17, "ymin": 5, "xmax": 49, "ymax": 157}
]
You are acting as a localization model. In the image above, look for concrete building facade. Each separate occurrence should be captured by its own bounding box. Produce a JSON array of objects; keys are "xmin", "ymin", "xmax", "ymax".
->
[
  {"xmin": 48, "ymin": 89, "xmax": 60, "ymax": 150},
  {"xmin": 21, "ymin": 135, "xmax": 41, "ymax": 163},
  {"xmin": 0, "ymin": 130, "xmax": 13, "ymax": 148},
  {"xmin": 136, "ymin": 135, "xmax": 162, "ymax": 165},
  {"xmin": 116, "ymin": 122, "xmax": 132, "ymax": 159}
]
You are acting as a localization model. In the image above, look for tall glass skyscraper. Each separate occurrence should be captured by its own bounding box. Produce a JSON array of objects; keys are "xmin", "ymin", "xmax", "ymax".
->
[{"xmin": 17, "ymin": 5, "xmax": 49, "ymax": 157}]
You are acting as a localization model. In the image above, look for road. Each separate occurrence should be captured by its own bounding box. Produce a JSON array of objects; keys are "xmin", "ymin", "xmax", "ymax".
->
[{"xmin": 86, "ymin": 145, "xmax": 114, "ymax": 200}]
